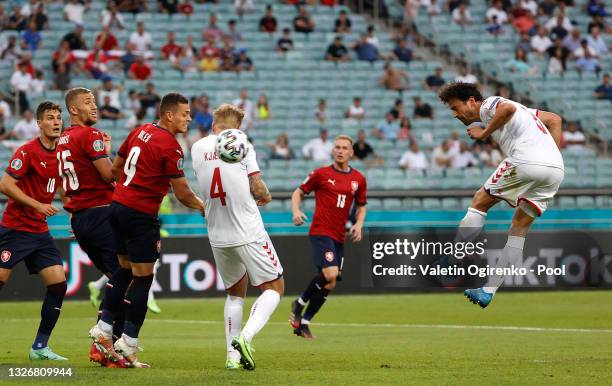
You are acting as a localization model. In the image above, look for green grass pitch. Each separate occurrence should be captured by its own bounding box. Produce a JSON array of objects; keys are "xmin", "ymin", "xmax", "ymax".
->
[{"xmin": 1, "ymin": 292, "xmax": 611, "ymax": 385}]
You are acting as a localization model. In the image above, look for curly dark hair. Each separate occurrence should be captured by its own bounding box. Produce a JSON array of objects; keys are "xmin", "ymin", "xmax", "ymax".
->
[{"xmin": 438, "ymin": 82, "xmax": 484, "ymax": 104}]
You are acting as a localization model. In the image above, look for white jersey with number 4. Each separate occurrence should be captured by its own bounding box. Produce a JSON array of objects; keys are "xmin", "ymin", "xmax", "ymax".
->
[
  {"xmin": 480, "ymin": 96, "xmax": 564, "ymax": 170},
  {"xmin": 191, "ymin": 135, "xmax": 266, "ymax": 248}
]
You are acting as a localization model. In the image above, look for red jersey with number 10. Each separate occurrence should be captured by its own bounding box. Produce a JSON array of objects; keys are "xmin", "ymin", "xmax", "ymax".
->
[
  {"xmin": 113, "ymin": 123, "xmax": 185, "ymax": 216},
  {"xmin": 56, "ymin": 125, "xmax": 114, "ymax": 212},
  {"xmin": 1, "ymin": 138, "xmax": 59, "ymax": 233},
  {"xmin": 299, "ymin": 165, "xmax": 367, "ymax": 243}
]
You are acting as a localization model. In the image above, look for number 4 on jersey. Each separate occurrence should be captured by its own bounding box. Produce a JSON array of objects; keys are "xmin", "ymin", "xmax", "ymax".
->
[{"xmin": 210, "ymin": 167, "xmax": 227, "ymax": 206}]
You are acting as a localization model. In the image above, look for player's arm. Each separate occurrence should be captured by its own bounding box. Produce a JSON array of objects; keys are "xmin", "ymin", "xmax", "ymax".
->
[
  {"xmin": 291, "ymin": 188, "xmax": 308, "ymax": 225},
  {"xmin": 111, "ymin": 155, "xmax": 125, "ymax": 182},
  {"xmin": 536, "ymin": 110, "xmax": 563, "ymax": 149},
  {"xmin": 0, "ymin": 173, "xmax": 58, "ymax": 216},
  {"xmin": 249, "ymin": 172, "xmax": 272, "ymax": 206},
  {"xmin": 93, "ymin": 157, "xmax": 115, "ymax": 183},
  {"xmin": 170, "ymin": 177, "xmax": 205, "ymax": 215},
  {"xmin": 350, "ymin": 204, "xmax": 367, "ymax": 242},
  {"xmin": 469, "ymin": 102, "xmax": 517, "ymax": 140}
]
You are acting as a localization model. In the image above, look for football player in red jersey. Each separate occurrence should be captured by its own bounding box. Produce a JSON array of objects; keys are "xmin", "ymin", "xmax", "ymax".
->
[
  {"xmin": 0, "ymin": 102, "xmax": 69, "ymax": 360},
  {"xmin": 289, "ymin": 135, "xmax": 367, "ymax": 338},
  {"xmin": 89, "ymin": 93, "xmax": 205, "ymax": 367}
]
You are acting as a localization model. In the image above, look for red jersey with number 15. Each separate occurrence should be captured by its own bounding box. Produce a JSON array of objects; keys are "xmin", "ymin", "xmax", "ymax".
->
[
  {"xmin": 299, "ymin": 165, "xmax": 367, "ymax": 243},
  {"xmin": 113, "ymin": 123, "xmax": 185, "ymax": 216},
  {"xmin": 1, "ymin": 138, "xmax": 59, "ymax": 233},
  {"xmin": 56, "ymin": 125, "xmax": 114, "ymax": 212}
]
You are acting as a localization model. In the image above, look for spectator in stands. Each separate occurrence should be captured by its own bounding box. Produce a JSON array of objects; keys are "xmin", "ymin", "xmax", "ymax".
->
[
  {"xmin": 234, "ymin": 0, "xmax": 254, "ymax": 18},
  {"xmin": 587, "ymin": 0, "xmax": 606, "ymax": 17},
  {"xmin": 126, "ymin": 89, "xmax": 141, "ymax": 115},
  {"xmin": 232, "ymin": 89, "xmax": 254, "ymax": 131},
  {"xmin": 256, "ymin": 94, "xmax": 271, "ymax": 120},
  {"xmin": 451, "ymin": 141, "xmax": 478, "ymax": 168},
  {"xmin": 191, "ymin": 95, "xmax": 213, "ymax": 135},
  {"xmin": 120, "ymin": 42, "xmax": 138, "ymax": 74},
  {"xmin": 64, "ymin": 0, "xmax": 87, "ymax": 26},
  {"xmin": 586, "ymin": 26, "xmax": 608, "ymax": 58},
  {"xmin": 353, "ymin": 129, "xmax": 384, "ymax": 167},
  {"xmin": 516, "ymin": 33, "xmax": 532, "ymax": 53},
  {"xmin": 294, "ymin": 6, "xmax": 315, "ymax": 34},
  {"xmin": 10, "ymin": 61, "xmax": 32, "ymax": 114},
  {"xmin": 101, "ymin": 1, "xmax": 125, "ymax": 31},
  {"xmin": 325, "ymin": 36, "xmax": 350, "ymax": 63},
  {"xmin": 413, "ymin": 96, "xmax": 434, "ymax": 120},
  {"xmin": 427, "ymin": 0, "xmax": 442, "ymax": 16},
  {"xmin": 334, "ymin": 10, "xmax": 352, "ymax": 33},
  {"xmin": 531, "ymin": 27, "xmax": 552, "ymax": 56},
  {"xmin": 575, "ymin": 47, "xmax": 601, "ymax": 74},
  {"xmin": 267, "ymin": 133, "xmax": 295, "ymax": 160},
  {"xmin": 538, "ymin": 0, "xmax": 557, "ymax": 17},
  {"xmin": 594, "ymin": 73, "xmax": 612, "ymax": 101},
  {"xmin": 345, "ymin": 97, "xmax": 365, "ymax": 121},
  {"xmin": 129, "ymin": 55, "xmax": 152, "ymax": 80},
  {"xmin": 479, "ymin": 140, "xmax": 503, "ymax": 167},
  {"xmin": 200, "ymin": 35, "xmax": 220, "ymax": 59},
  {"xmin": 510, "ymin": 4, "xmax": 536, "ymax": 34},
  {"xmin": 505, "ymin": 47, "xmax": 535, "ymax": 74},
  {"xmin": 431, "ymin": 140, "xmax": 454, "ymax": 170},
  {"xmin": 140, "ymin": 82, "xmax": 161, "ymax": 116},
  {"xmin": 85, "ymin": 49, "xmax": 110, "ymax": 80},
  {"xmin": 129, "ymin": 21, "xmax": 152, "ymax": 52},
  {"xmin": 30, "ymin": 70, "xmax": 45, "ymax": 98},
  {"xmin": 0, "ymin": 117, "xmax": 9, "ymax": 140},
  {"xmin": 203, "ymin": 13, "xmax": 223, "ymax": 41},
  {"xmin": 28, "ymin": 3, "xmax": 49, "ymax": 31},
  {"xmin": 0, "ymin": 5, "xmax": 8, "ymax": 29},
  {"xmin": 219, "ymin": 38, "xmax": 235, "ymax": 71},
  {"xmin": 12, "ymin": 109, "xmax": 38, "ymax": 140},
  {"xmin": 572, "ymin": 38, "xmax": 598, "ymax": 59},
  {"xmin": 125, "ymin": 109, "xmax": 146, "ymax": 130},
  {"xmin": 452, "ymin": 2, "xmax": 473, "ymax": 26},
  {"xmin": 276, "ymin": 28, "xmax": 294, "ymax": 52},
  {"xmin": 366, "ymin": 25, "xmax": 380, "ymax": 48},
  {"xmin": 547, "ymin": 36, "xmax": 569, "ymax": 60},
  {"xmin": 200, "ymin": 48, "xmax": 219, "ymax": 72},
  {"xmin": 179, "ymin": 0, "xmax": 194, "ymax": 16},
  {"xmin": 233, "ymin": 48, "xmax": 254, "ymax": 72},
  {"xmin": 379, "ymin": 62, "xmax": 410, "ymax": 94},
  {"xmin": 161, "ymin": 31, "xmax": 182, "ymax": 61},
  {"xmin": 314, "ymin": 99, "xmax": 327, "ymax": 125},
  {"xmin": 547, "ymin": 13, "xmax": 572, "ymax": 40},
  {"xmin": 100, "ymin": 95, "xmax": 124, "ymax": 120},
  {"xmin": 53, "ymin": 63, "xmax": 71, "ymax": 91},
  {"xmin": 587, "ymin": 14, "xmax": 609, "ymax": 35},
  {"xmin": 548, "ymin": 47, "xmax": 566, "ymax": 74},
  {"xmin": 352, "ymin": 33, "xmax": 379, "ymax": 62},
  {"xmin": 117, "ymin": 0, "xmax": 149, "ymax": 14},
  {"xmin": 399, "ymin": 141, "xmax": 428, "ymax": 172},
  {"xmin": 392, "ymin": 39, "xmax": 412, "ymax": 62},
  {"xmin": 21, "ymin": 21, "xmax": 41, "ymax": 52},
  {"xmin": 158, "ymin": 0, "xmax": 178, "ymax": 14},
  {"xmin": 424, "ymin": 67, "xmax": 446, "ymax": 91},
  {"xmin": 7, "ymin": 5, "xmax": 27, "ymax": 31},
  {"xmin": 517, "ymin": 0, "xmax": 538, "ymax": 16},
  {"xmin": 259, "ymin": 5, "xmax": 277, "ymax": 34},
  {"xmin": 448, "ymin": 130, "xmax": 460, "ymax": 155},
  {"xmin": 487, "ymin": 0, "xmax": 509, "ymax": 24},
  {"xmin": 95, "ymin": 26, "xmax": 119, "ymax": 51},
  {"xmin": 486, "ymin": 15, "xmax": 503, "ymax": 36},
  {"xmin": 1, "ymin": 35, "xmax": 24, "ymax": 61},
  {"xmin": 62, "ymin": 24, "xmax": 87, "ymax": 50},
  {"xmin": 454, "ymin": 64, "xmax": 479, "ymax": 85},
  {"xmin": 563, "ymin": 122, "xmax": 586, "ymax": 151},
  {"xmin": 563, "ymin": 29, "xmax": 582, "ymax": 54},
  {"xmin": 0, "ymin": 93, "xmax": 12, "ymax": 122},
  {"xmin": 389, "ymin": 99, "xmax": 405, "ymax": 120},
  {"xmin": 398, "ymin": 117, "xmax": 417, "ymax": 142},
  {"xmin": 225, "ymin": 19, "xmax": 242, "ymax": 43},
  {"xmin": 372, "ymin": 111, "xmax": 400, "ymax": 140},
  {"xmin": 302, "ymin": 128, "xmax": 333, "ymax": 162},
  {"xmin": 96, "ymin": 79, "xmax": 123, "ymax": 110}
]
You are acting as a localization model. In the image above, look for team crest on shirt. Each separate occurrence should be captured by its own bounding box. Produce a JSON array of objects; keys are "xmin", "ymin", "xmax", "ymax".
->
[
  {"xmin": 93, "ymin": 140, "xmax": 105, "ymax": 152},
  {"xmin": 10, "ymin": 159, "xmax": 22, "ymax": 170},
  {"xmin": 325, "ymin": 251, "xmax": 334, "ymax": 262},
  {"xmin": 1, "ymin": 250, "xmax": 11, "ymax": 262},
  {"xmin": 351, "ymin": 181, "xmax": 359, "ymax": 194},
  {"xmin": 177, "ymin": 158, "xmax": 184, "ymax": 171}
]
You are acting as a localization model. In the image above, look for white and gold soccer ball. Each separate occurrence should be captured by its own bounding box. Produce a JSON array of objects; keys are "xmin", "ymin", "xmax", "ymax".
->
[{"xmin": 215, "ymin": 129, "xmax": 249, "ymax": 163}]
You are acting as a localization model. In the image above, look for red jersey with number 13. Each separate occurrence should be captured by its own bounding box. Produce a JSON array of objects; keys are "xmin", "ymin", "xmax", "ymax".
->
[
  {"xmin": 113, "ymin": 123, "xmax": 185, "ymax": 216},
  {"xmin": 2, "ymin": 138, "xmax": 59, "ymax": 233},
  {"xmin": 57, "ymin": 125, "xmax": 114, "ymax": 212},
  {"xmin": 299, "ymin": 165, "xmax": 367, "ymax": 243}
]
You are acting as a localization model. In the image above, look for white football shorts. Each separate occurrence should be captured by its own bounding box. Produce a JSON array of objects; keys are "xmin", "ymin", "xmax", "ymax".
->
[
  {"xmin": 483, "ymin": 159, "xmax": 564, "ymax": 217},
  {"xmin": 211, "ymin": 234, "xmax": 284, "ymax": 288}
]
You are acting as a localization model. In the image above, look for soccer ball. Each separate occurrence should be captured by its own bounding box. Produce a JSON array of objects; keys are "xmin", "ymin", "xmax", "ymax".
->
[{"xmin": 215, "ymin": 129, "xmax": 249, "ymax": 163}]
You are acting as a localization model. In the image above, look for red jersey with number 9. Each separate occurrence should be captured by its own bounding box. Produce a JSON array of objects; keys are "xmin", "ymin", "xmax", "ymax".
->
[
  {"xmin": 2, "ymin": 138, "xmax": 59, "ymax": 233},
  {"xmin": 113, "ymin": 123, "xmax": 185, "ymax": 215},
  {"xmin": 57, "ymin": 125, "xmax": 114, "ymax": 213},
  {"xmin": 299, "ymin": 165, "xmax": 367, "ymax": 243}
]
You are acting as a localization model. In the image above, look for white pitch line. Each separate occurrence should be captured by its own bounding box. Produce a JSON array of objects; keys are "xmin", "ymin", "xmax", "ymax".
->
[{"xmin": 147, "ymin": 319, "xmax": 612, "ymax": 334}]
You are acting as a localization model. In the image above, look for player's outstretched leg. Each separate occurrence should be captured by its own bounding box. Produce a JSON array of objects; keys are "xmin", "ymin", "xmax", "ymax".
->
[
  {"xmin": 147, "ymin": 261, "xmax": 161, "ymax": 314},
  {"xmin": 30, "ymin": 266, "xmax": 68, "ymax": 361},
  {"xmin": 232, "ymin": 278, "xmax": 283, "ymax": 370},
  {"xmin": 88, "ymin": 275, "xmax": 109, "ymax": 308},
  {"xmin": 225, "ymin": 294, "xmax": 244, "ymax": 369},
  {"xmin": 290, "ymin": 273, "xmax": 327, "ymax": 329}
]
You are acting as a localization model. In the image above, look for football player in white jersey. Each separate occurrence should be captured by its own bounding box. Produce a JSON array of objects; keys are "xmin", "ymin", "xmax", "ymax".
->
[
  {"xmin": 191, "ymin": 103, "xmax": 284, "ymax": 371},
  {"xmin": 438, "ymin": 82, "xmax": 565, "ymax": 308}
]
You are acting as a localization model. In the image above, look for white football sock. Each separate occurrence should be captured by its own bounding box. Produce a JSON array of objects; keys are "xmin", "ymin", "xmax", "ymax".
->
[
  {"xmin": 148, "ymin": 261, "xmax": 161, "ymax": 302},
  {"xmin": 484, "ymin": 235, "xmax": 525, "ymax": 295},
  {"xmin": 242, "ymin": 289, "xmax": 281, "ymax": 343},
  {"xmin": 455, "ymin": 207, "xmax": 487, "ymax": 243},
  {"xmin": 94, "ymin": 275, "xmax": 109, "ymax": 291},
  {"xmin": 225, "ymin": 295, "xmax": 244, "ymax": 361},
  {"xmin": 97, "ymin": 320, "xmax": 113, "ymax": 337}
]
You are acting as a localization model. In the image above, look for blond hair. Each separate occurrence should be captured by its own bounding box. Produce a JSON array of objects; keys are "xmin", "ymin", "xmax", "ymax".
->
[
  {"xmin": 213, "ymin": 103, "xmax": 244, "ymax": 131},
  {"xmin": 335, "ymin": 134, "xmax": 353, "ymax": 146},
  {"xmin": 65, "ymin": 87, "xmax": 92, "ymax": 110}
]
